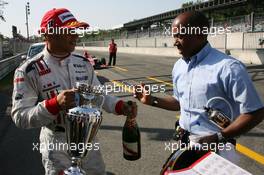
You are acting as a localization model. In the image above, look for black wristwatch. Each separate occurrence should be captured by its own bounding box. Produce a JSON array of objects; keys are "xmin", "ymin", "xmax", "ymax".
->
[
  {"xmin": 151, "ymin": 96, "xmax": 158, "ymax": 106},
  {"xmin": 217, "ymin": 132, "xmax": 226, "ymax": 142}
]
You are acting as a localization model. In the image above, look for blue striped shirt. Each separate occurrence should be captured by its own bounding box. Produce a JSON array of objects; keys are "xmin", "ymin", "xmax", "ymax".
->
[{"xmin": 172, "ymin": 43, "xmax": 263, "ymax": 135}]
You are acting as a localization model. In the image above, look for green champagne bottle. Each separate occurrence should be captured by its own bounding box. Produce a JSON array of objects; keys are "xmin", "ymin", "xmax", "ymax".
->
[{"xmin": 122, "ymin": 101, "xmax": 141, "ymax": 161}]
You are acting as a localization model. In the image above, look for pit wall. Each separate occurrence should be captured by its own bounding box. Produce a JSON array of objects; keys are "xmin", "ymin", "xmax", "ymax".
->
[{"xmin": 77, "ymin": 32, "xmax": 264, "ymax": 65}]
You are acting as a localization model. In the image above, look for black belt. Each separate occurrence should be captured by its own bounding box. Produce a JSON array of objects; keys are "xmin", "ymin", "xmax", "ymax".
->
[{"xmin": 173, "ymin": 121, "xmax": 236, "ymax": 146}]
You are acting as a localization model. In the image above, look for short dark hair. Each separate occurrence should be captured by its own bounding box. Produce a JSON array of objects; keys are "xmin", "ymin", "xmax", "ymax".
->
[{"xmin": 188, "ymin": 11, "xmax": 210, "ymax": 30}]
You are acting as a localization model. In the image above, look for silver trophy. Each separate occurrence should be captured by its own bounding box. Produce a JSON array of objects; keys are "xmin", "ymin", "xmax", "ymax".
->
[{"xmin": 64, "ymin": 82, "xmax": 105, "ymax": 175}]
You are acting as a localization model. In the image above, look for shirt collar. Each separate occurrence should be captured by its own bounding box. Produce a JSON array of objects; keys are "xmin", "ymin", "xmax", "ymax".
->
[{"xmin": 183, "ymin": 42, "xmax": 212, "ymax": 66}]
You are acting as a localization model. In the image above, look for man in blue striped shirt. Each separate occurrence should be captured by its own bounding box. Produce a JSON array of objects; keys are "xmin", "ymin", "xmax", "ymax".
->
[{"xmin": 135, "ymin": 11, "xmax": 264, "ymax": 163}]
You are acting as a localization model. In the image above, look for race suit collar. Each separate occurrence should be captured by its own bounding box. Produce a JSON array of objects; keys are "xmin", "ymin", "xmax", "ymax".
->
[{"xmin": 44, "ymin": 46, "xmax": 71, "ymax": 66}]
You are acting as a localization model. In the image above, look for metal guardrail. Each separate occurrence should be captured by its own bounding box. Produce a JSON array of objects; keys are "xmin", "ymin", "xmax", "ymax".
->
[{"xmin": 0, "ymin": 52, "xmax": 26, "ymax": 80}]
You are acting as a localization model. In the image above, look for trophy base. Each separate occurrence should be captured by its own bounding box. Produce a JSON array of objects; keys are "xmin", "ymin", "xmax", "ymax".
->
[{"xmin": 64, "ymin": 166, "xmax": 86, "ymax": 175}]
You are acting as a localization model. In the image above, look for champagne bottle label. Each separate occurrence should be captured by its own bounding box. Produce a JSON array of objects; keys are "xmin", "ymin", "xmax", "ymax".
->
[{"xmin": 123, "ymin": 141, "xmax": 138, "ymax": 156}]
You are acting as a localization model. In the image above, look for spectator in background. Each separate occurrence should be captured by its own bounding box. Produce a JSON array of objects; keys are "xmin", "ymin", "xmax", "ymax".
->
[{"xmin": 108, "ymin": 38, "xmax": 117, "ymax": 66}]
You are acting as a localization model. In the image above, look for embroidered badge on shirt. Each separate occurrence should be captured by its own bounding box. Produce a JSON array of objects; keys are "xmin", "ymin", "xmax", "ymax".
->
[{"xmin": 35, "ymin": 57, "xmax": 51, "ymax": 76}]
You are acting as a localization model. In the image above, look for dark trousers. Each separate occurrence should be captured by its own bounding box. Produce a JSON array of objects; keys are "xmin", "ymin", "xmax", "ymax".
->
[{"xmin": 108, "ymin": 52, "xmax": 116, "ymax": 66}]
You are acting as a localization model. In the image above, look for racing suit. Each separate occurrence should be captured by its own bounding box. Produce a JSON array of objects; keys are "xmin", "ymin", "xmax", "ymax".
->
[{"xmin": 11, "ymin": 47, "xmax": 122, "ymax": 175}]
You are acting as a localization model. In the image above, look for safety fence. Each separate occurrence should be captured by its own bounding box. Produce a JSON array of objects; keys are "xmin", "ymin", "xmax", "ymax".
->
[
  {"xmin": 79, "ymin": 32, "xmax": 264, "ymax": 50},
  {"xmin": 1, "ymin": 40, "xmax": 30, "ymax": 60},
  {"xmin": 0, "ymin": 53, "xmax": 26, "ymax": 80}
]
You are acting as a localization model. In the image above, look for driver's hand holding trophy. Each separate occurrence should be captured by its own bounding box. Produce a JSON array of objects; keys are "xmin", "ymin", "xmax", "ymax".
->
[{"xmin": 57, "ymin": 82, "xmax": 138, "ymax": 175}]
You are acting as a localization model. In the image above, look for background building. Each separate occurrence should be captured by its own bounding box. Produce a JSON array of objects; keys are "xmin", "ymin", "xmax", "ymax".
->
[{"xmin": 81, "ymin": 0, "xmax": 264, "ymax": 41}]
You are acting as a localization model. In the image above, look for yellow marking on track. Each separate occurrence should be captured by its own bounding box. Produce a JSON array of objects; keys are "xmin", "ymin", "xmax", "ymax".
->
[
  {"xmin": 236, "ymin": 143, "xmax": 264, "ymax": 165},
  {"xmin": 147, "ymin": 77, "xmax": 173, "ymax": 87},
  {"xmin": 114, "ymin": 66, "xmax": 128, "ymax": 72}
]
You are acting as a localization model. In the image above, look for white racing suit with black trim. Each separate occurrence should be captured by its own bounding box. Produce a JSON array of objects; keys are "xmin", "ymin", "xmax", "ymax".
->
[{"xmin": 11, "ymin": 48, "xmax": 120, "ymax": 175}]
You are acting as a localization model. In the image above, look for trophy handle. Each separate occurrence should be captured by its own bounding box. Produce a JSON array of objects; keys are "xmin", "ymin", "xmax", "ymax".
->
[{"xmin": 98, "ymin": 94, "xmax": 105, "ymax": 110}]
